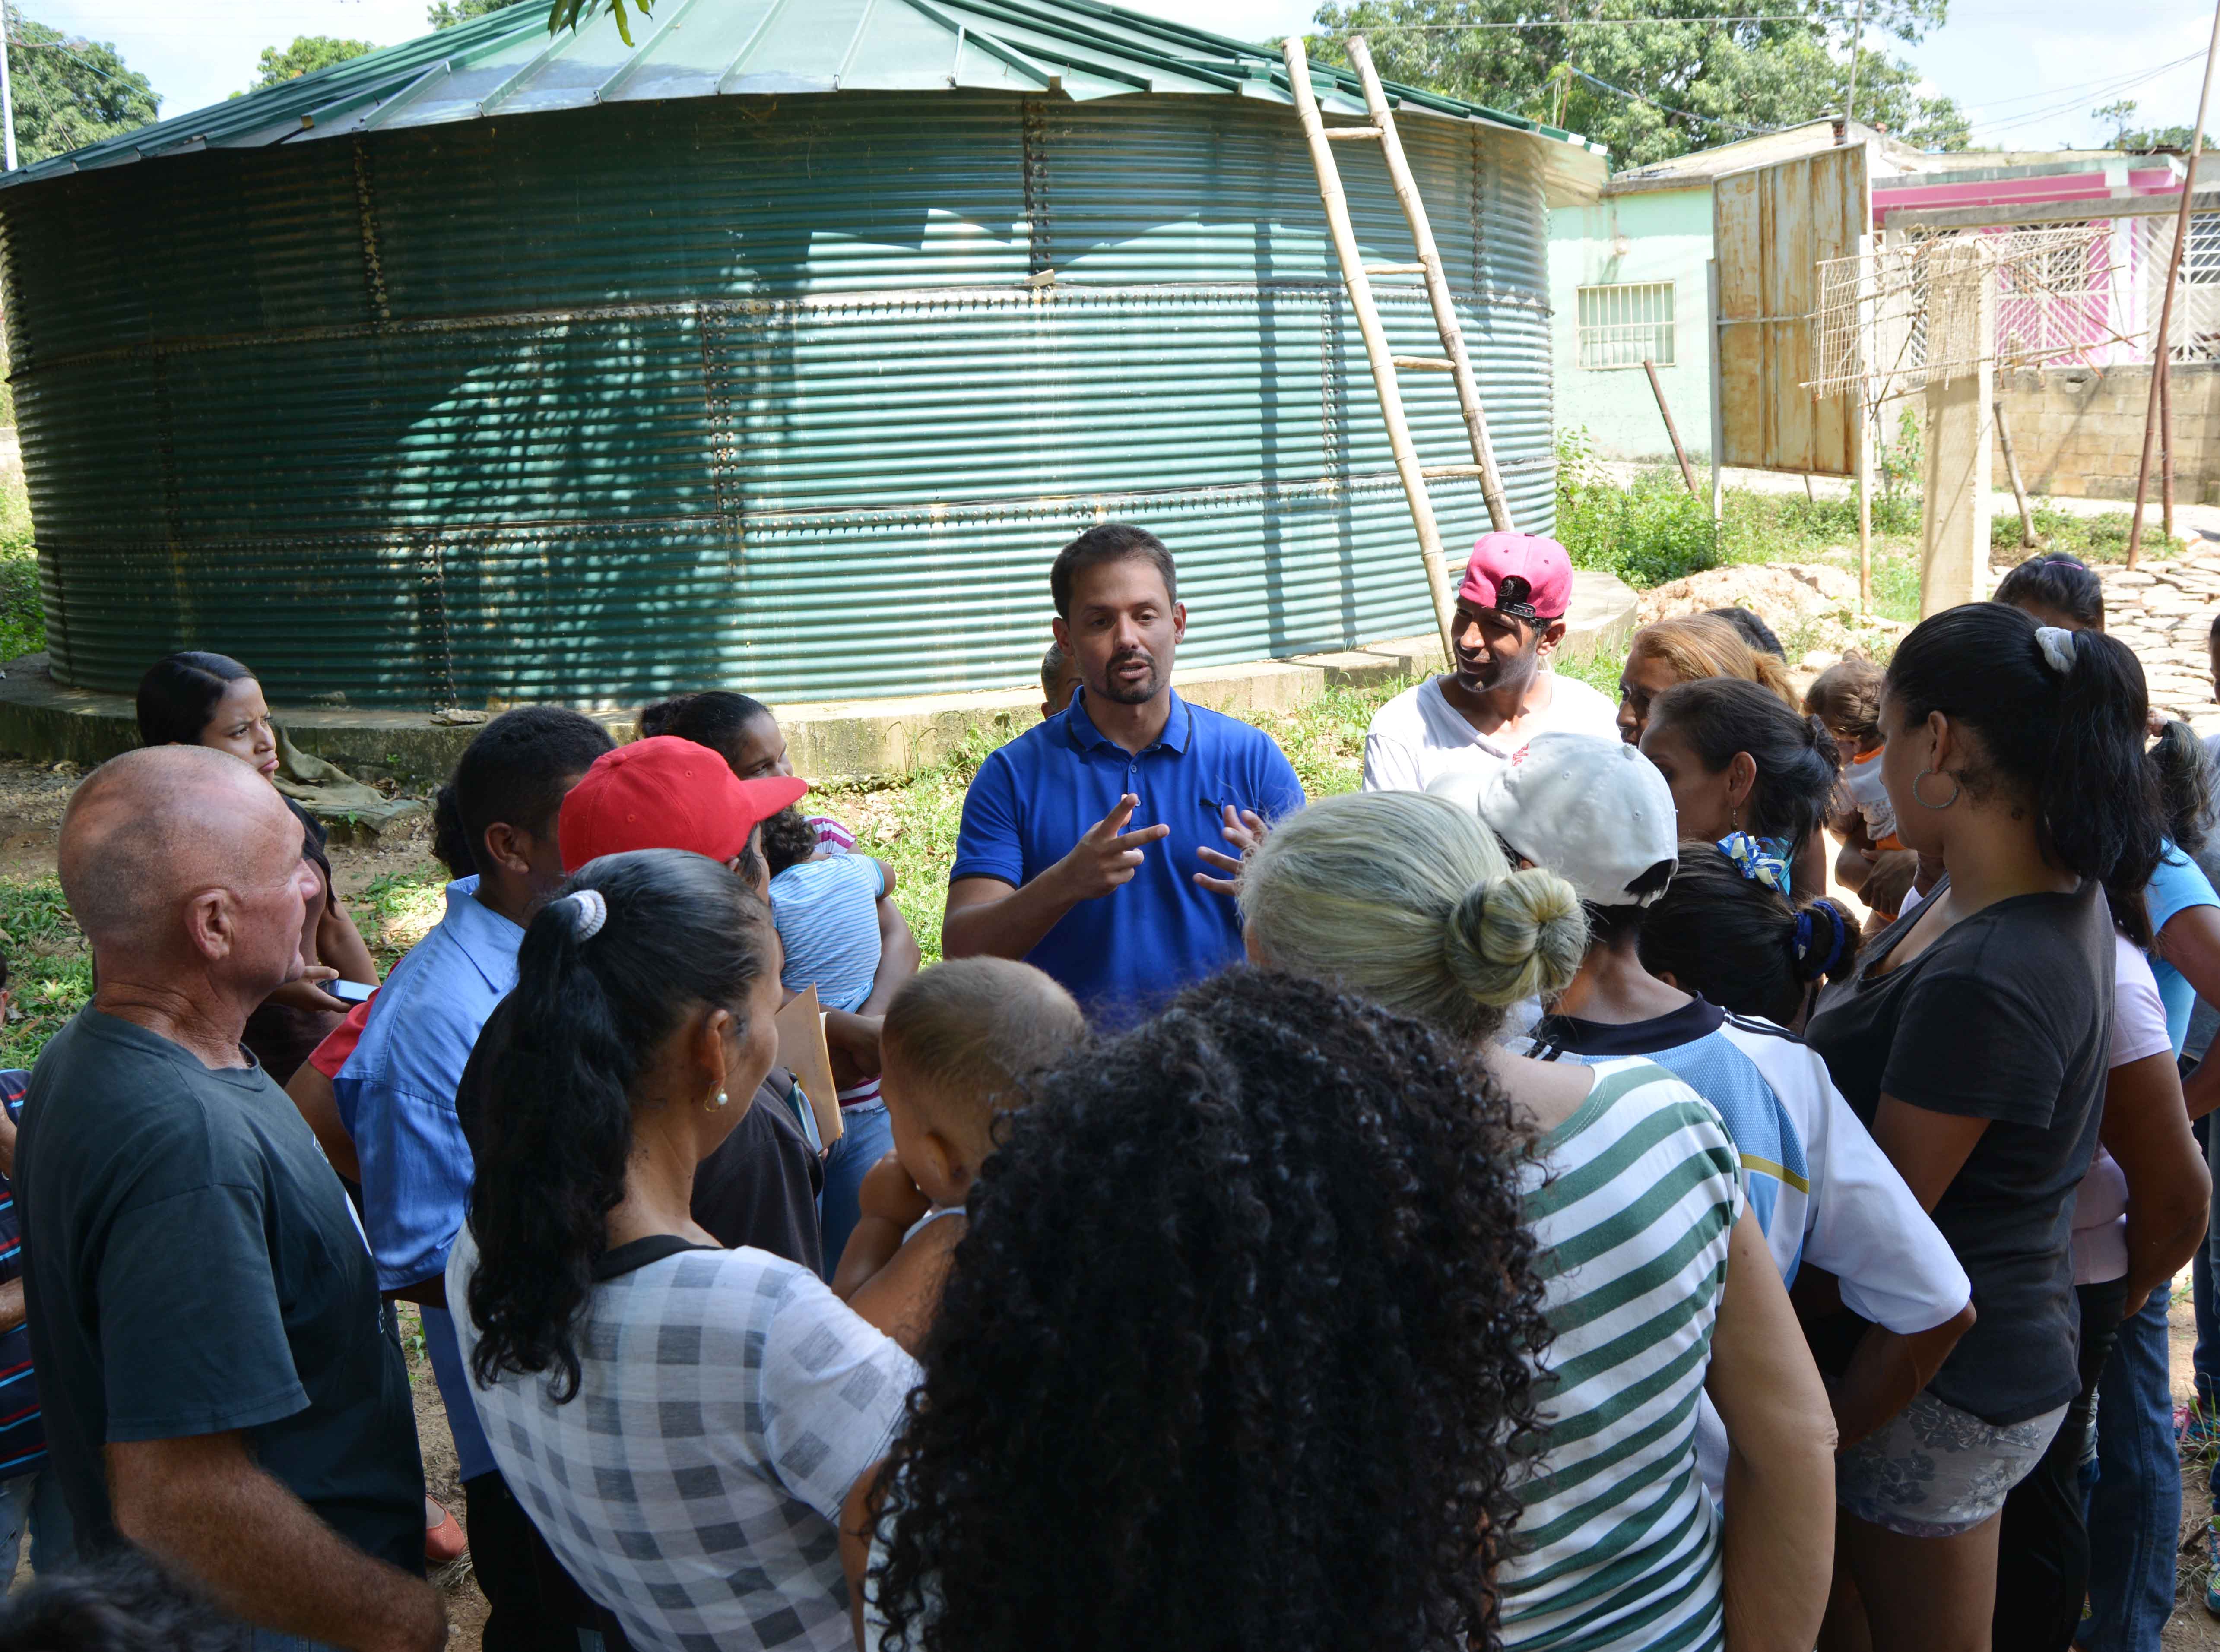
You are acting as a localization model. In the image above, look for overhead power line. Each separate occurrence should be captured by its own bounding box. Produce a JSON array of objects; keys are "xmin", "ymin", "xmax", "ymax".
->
[
  {"xmin": 1565, "ymin": 63, "xmax": 1779, "ymax": 136},
  {"xmin": 4, "ymin": 32, "xmax": 143, "ymax": 89},
  {"xmin": 1969, "ymin": 49, "xmax": 2207, "ymax": 137}
]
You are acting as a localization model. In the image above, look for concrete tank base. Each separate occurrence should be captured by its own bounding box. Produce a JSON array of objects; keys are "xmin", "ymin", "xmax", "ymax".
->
[{"xmin": 0, "ymin": 571, "xmax": 1637, "ymax": 797}]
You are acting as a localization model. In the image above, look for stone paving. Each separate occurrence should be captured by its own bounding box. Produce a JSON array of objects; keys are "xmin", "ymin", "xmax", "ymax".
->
[{"xmin": 2099, "ymin": 551, "xmax": 2220, "ymax": 736}]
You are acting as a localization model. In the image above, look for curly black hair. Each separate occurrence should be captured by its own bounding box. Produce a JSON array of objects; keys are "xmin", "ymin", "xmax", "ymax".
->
[
  {"xmin": 869, "ymin": 966, "xmax": 1548, "ymax": 1652},
  {"xmin": 759, "ymin": 805, "xmax": 821, "ymax": 879},
  {"xmin": 0, "ymin": 1549, "xmax": 248, "ymax": 1651}
]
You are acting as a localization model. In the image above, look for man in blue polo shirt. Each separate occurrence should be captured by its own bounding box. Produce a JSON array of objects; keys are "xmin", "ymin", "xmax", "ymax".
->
[{"xmin": 944, "ymin": 523, "xmax": 1305, "ymax": 1024}]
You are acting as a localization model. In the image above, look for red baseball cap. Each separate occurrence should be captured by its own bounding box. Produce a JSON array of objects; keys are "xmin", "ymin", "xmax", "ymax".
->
[
  {"xmin": 558, "ymin": 736, "xmax": 808, "ymax": 873},
  {"xmin": 1458, "ymin": 532, "xmax": 1573, "ymax": 623}
]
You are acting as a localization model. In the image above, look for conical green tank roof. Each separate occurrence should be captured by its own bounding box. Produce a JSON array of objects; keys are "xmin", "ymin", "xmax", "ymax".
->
[{"xmin": 0, "ymin": 0, "xmax": 1605, "ymax": 204}]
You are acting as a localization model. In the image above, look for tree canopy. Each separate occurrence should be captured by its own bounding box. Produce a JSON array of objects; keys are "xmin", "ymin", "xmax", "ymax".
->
[
  {"xmin": 2094, "ymin": 101, "xmax": 2214, "ymax": 154},
  {"xmin": 431, "ymin": 0, "xmax": 535, "ymax": 30},
  {"xmin": 242, "ymin": 35, "xmax": 377, "ymax": 95},
  {"xmin": 3, "ymin": 5, "xmax": 159, "ymax": 166},
  {"xmin": 1303, "ymin": 0, "xmax": 1969, "ymax": 168}
]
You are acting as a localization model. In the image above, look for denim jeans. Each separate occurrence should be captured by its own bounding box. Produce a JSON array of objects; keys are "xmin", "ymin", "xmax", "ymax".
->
[
  {"xmin": 817, "ymin": 1099, "xmax": 894, "ymax": 1282},
  {"xmin": 0, "ymin": 1467, "xmax": 71, "ymax": 1578},
  {"xmin": 2083, "ymin": 1292, "xmax": 2182, "ymax": 1652},
  {"xmin": 2194, "ymin": 1112, "xmax": 2220, "ymax": 1423}
]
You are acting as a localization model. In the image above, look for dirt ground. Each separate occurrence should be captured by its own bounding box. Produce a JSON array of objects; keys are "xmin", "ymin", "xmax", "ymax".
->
[{"xmin": 397, "ymin": 1306, "xmax": 490, "ymax": 1648}]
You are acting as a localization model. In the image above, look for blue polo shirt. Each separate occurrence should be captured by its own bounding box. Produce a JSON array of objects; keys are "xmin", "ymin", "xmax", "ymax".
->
[
  {"xmin": 335, "ymin": 875, "xmax": 522, "ymax": 1485},
  {"xmin": 951, "ymin": 689, "xmax": 1305, "ymax": 1024}
]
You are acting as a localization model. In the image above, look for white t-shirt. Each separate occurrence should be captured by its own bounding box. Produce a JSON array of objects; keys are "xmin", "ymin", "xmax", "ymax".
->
[
  {"xmin": 2071, "ymin": 935, "xmax": 2176, "ymax": 1286},
  {"xmin": 449, "ymin": 1228, "xmax": 918, "ymax": 1652},
  {"xmin": 1360, "ymin": 671, "xmax": 1621, "ymax": 793},
  {"xmin": 1524, "ymin": 1000, "xmax": 1970, "ymax": 1501}
]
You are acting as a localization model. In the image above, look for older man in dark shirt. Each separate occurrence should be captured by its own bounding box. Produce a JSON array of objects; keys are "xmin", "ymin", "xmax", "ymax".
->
[{"xmin": 19, "ymin": 745, "xmax": 443, "ymax": 1652}]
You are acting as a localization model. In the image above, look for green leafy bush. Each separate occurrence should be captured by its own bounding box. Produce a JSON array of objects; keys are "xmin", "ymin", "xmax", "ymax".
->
[{"xmin": 1555, "ymin": 430, "xmax": 1722, "ymax": 589}]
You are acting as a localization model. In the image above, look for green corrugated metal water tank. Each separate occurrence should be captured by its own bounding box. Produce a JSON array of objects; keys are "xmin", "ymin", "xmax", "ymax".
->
[{"xmin": 0, "ymin": 0, "xmax": 1606, "ymax": 708}]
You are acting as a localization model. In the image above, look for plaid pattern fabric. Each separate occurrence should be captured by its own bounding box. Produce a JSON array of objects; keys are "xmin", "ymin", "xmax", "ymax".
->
[{"xmin": 449, "ymin": 1229, "xmax": 918, "ymax": 1652}]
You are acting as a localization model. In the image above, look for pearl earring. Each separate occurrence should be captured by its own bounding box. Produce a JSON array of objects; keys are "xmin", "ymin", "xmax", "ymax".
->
[{"xmin": 705, "ymin": 1089, "xmax": 729, "ymax": 1111}]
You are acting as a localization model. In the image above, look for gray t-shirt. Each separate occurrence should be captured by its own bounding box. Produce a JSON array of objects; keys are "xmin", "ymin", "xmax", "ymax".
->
[
  {"xmin": 17, "ymin": 1010, "xmax": 423, "ymax": 1570},
  {"xmin": 1804, "ymin": 880, "xmax": 2112, "ymax": 1426},
  {"xmin": 2186, "ymin": 731, "xmax": 2220, "ymax": 1062}
]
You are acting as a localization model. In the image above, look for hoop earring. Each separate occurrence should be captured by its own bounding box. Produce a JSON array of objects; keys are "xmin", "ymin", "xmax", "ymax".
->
[{"xmin": 1912, "ymin": 767, "xmax": 1961, "ymax": 810}]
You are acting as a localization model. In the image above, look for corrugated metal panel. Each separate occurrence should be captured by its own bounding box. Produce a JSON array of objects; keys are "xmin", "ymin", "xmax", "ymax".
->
[
  {"xmin": 0, "ymin": 0, "xmax": 1607, "ymax": 205},
  {"xmin": 10, "ymin": 88, "xmax": 1560, "ymax": 708},
  {"xmin": 1715, "ymin": 145, "xmax": 1869, "ymax": 477}
]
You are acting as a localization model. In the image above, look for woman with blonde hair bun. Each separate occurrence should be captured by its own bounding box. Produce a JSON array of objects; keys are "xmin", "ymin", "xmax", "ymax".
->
[
  {"xmin": 1617, "ymin": 611, "xmax": 1800, "ymax": 746},
  {"xmin": 1237, "ymin": 788, "xmax": 1838, "ymax": 1652}
]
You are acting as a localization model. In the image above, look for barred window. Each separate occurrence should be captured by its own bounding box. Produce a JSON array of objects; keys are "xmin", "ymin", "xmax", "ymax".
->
[{"xmin": 1577, "ymin": 281, "xmax": 1675, "ymax": 370}]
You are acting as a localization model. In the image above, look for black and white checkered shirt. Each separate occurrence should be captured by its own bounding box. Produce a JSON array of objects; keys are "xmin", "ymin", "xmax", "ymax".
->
[{"xmin": 450, "ymin": 1228, "xmax": 918, "ymax": 1652}]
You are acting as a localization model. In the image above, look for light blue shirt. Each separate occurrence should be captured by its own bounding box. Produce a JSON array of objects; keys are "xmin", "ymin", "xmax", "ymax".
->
[
  {"xmin": 770, "ymin": 854, "xmax": 885, "ymax": 1014},
  {"xmin": 2147, "ymin": 842, "xmax": 2219, "ymax": 1056},
  {"xmin": 335, "ymin": 875, "xmax": 523, "ymax": 1483}
]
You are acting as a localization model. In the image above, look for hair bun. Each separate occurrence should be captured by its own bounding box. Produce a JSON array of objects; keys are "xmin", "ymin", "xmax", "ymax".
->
[
  {"xmin": 1442, "ymin": 867, "xmax": 1588, "ymax": 1008},
  {"xmin": 1790, "ymin": 899, "xmax": 1851, "ymax": 983}
]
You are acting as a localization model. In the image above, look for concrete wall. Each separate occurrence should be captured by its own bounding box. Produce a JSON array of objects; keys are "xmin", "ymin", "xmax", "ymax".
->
[
  {"xmin": 1995, "ymin": 364, "xmax": 2220, "ymax": 506},
  {"xmin": 1549, "ymin": 186, "xmax": 1716, "ymax": 463}
]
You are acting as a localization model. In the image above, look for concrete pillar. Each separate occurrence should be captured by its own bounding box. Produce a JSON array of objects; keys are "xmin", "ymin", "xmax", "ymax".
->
[{"xmin": 1919, "ymin": 253, "xmax": 1996, "ymax": 616}]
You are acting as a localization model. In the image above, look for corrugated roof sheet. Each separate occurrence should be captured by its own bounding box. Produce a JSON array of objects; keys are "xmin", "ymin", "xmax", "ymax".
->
[{"xmin": 0, "ymin": 0, "xmax": 1605, "ymax": 203}]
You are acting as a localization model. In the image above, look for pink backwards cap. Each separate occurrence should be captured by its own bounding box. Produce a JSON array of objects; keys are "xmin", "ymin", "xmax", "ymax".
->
[{"xmin": 1457, "ymin": 532, "xmax": 1573, "ymax": 624}]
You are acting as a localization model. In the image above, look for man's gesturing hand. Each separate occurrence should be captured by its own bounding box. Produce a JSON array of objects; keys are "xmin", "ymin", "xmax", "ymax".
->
[
  {"xmin": 1195, "ymin": 804, "xmax": 1266, "ymax": 897},
  {"xmin": 1056, "ymin": 794, "xmax": 1169, "ymax": 901}
]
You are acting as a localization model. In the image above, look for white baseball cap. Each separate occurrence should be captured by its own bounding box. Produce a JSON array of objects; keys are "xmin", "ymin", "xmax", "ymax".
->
[{"xmin": 1465, "ymin": 733, "xmax": 1680, "ymax": 908}]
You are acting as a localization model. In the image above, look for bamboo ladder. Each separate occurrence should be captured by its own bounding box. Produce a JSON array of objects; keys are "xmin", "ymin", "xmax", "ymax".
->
[{"xmin": 1281, "ymin": 33, "xmax": 1519, "ymax": 663}]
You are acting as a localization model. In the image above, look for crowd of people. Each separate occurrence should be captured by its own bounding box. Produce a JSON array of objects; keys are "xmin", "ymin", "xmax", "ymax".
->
[{"xmin": 0, "ymin": 519, "xmax": 2214, "ymax": 1652}]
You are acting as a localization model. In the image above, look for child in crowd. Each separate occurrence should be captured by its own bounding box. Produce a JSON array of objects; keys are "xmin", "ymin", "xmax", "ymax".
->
[
  {"xmin": 1637, "ymin": 842, "xmax": 1862, "ymax": 1032},
  {"xmin": 832, "ymin": 959, "xmax": 1085, "ymax": 1331},
  {"xmin": 760, "ymin": 805, "xmax": 912, "ymax": 1274},
  {"xmin": 1804, "ymin": 656, "xmax": 1910, "ymax": 917},
  {"xmin": 1040, "ymin": 640, "xmax": 1081, "ymax": 720}
]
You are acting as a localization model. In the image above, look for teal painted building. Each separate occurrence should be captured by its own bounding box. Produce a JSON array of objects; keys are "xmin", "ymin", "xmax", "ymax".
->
[
  {"xmin": 0, "ymin": 0, "xmax": 1603, "ymax": 709},
  {"xmin": 1548, "ymin": 119, "xmax": 1915, "ymax": 465}
]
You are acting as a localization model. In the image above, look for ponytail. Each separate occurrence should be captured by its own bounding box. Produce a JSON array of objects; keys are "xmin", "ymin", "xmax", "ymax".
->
[
  {"xmin": 1887, "ymin": 604, "xmax": 2161, "ymax": 894},
  {"xmin": 465, "ymin": 849, "xmax": 774, "ymax": 1401},
  {"xmin": 2152, "ymin": 718, "xmax": 2214, "ymax": 857},
  {"xmin": 1638, "ymin": 842, "xmax": 1863, "ymax": 1026}
]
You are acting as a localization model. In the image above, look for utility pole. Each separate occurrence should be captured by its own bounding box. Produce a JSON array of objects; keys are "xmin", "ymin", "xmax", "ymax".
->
[
  {"xmin": 2128, "ymin": 0, "xmax": 2220, "ymax": 566},
  {"xmin": 2, "ymin": 14, "xmax": 19, "ymax": 173},
  {"xmin": 1843, "ymin": 0, "xmax": 1868, "ymax": 130}
]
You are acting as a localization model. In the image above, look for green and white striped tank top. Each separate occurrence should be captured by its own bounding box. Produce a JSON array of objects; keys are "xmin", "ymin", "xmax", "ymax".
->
[{"xmin": 1497, "ymin": 1055, "xmax": 1745, "ymax": 1652}]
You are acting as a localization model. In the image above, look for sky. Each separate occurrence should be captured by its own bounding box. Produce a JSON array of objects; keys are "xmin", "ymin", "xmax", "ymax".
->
[{"xmin": 9, "ymin": 0, "xmax": 2215, "ymax": 157}]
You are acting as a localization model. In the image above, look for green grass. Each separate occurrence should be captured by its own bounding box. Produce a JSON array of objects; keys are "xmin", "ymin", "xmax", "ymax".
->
[
  {"xmin": 0, "ymin": 878, "xmax": 92, "ymax": 1069},
  {"xmin": 1554, "ymin": 428, "xmax": 2138, "ymax": 610},
  {"xmin": 0, "ymin": 480, "xmax": 41, "ymax": 662},
  {"xmin": 354, "ymin": 870, "xmax": 450, "ymax": 974}
]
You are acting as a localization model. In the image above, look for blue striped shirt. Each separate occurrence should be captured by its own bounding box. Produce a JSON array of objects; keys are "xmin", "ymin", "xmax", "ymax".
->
[
  {"xmin": 0, "ymin": 1071, "xmax": 42, "ymax": 1480},
  {"xmin": 770, "ymin": 854, "xmax": 885, "ymax": 1016}
]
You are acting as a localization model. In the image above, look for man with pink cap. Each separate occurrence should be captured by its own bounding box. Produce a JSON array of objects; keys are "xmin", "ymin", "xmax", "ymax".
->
[{"xmin": 1360, "ymin": 531, "xmax": 1619, "ymax": 794}]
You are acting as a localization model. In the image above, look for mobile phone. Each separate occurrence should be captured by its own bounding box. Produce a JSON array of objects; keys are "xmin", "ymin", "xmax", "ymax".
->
[{"xmin": 326, "ymin": 978, "xmax": 376, "ymax": 1005}]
